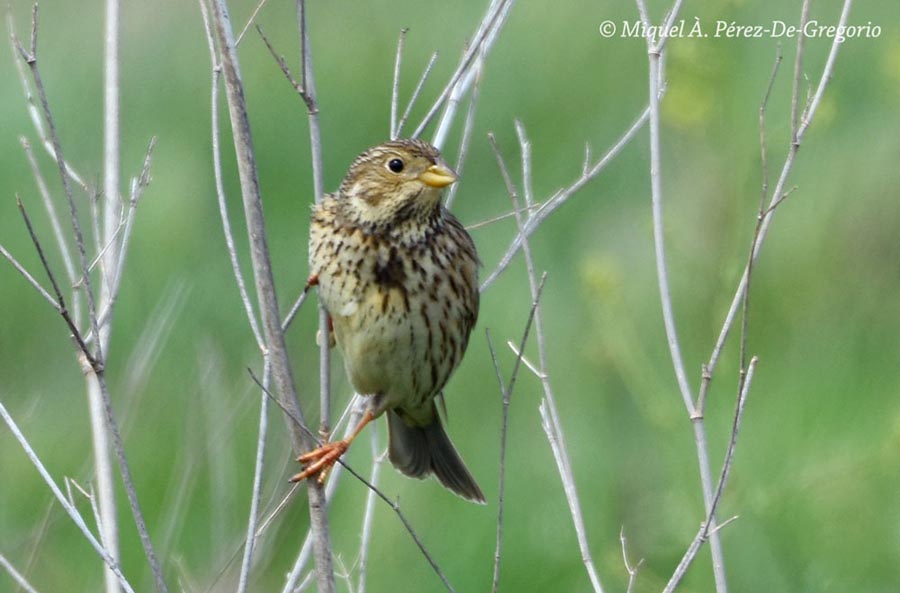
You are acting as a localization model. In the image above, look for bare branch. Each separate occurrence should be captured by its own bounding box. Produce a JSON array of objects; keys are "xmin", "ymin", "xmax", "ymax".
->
[
  {"xmin": 199, "ymin": 0, "xmax": 264, "ymax": 351},
  {"xmin": 505, "ymin": 123, "xmax": 605, "ymax": 593},
  {"xmin": 412, "ymin": 0, "xmax": 514, "ymax": 139},
  {"xmin": 704, "ymin": 0, "xmax": 854, "ymax": 391},
  {"xmin": 99, "ymin": 136, "xmax": 158, "ymax": 331},
  {"xmin": 280, "ymin": 399, "xmax": 365, "ymax": 593},
  {"xmin": 206, "ymin": 2, "xmax": 335, "ymax": 591},
  {"xmin": 619, "ymin": 528, "xmax": 643, "ymax": 593},
  {"xmin": 634, "ymin": 0, "xmax": 735, "ymax": 588},
  {"xmin": 480, "ymin": 105, "xmax": 650, "ymax": 293}
]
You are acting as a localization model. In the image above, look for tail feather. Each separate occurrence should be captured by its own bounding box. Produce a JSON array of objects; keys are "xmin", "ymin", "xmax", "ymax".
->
[{"xmin": 387, "ymin": 409, "xmax": 485, "ymax": 504}]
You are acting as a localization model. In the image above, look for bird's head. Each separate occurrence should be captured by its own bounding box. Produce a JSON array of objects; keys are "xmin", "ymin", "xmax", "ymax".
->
[{"xmin": 336, "ymin": 139, "xmax": 457, "ymax": 230}]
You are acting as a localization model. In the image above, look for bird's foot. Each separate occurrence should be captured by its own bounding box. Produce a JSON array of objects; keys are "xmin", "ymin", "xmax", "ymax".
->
[{"xmin": 290, "ymin": 439, "xmax": 349, "ymax": 484}]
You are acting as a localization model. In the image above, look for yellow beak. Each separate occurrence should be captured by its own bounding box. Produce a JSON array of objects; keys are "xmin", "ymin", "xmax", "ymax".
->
[{"xmin": 418, "ymin": 164, "xmax": 458, "ymax": 188}]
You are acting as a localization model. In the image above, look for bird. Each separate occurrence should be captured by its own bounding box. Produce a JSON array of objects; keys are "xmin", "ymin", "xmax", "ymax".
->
[{"xmin": 291, "ymin": 138, "xmax": 485, "ymax": 503}]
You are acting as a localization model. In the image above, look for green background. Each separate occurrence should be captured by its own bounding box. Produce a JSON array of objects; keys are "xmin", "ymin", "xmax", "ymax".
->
[{"xmin": 1, "ymin": 0, "xmax": 898, "ymax": 591}]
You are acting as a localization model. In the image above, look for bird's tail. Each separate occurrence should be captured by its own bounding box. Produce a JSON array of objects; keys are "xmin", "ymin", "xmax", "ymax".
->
[{"xmin": 387, "ymin": 407, "xmax": 485, "ymax": 504}]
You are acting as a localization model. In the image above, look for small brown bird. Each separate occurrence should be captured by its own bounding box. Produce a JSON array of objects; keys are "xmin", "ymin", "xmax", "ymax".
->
[{"xmin": 292, "ymin": 139, "xmax": 484, "ymax": 503}]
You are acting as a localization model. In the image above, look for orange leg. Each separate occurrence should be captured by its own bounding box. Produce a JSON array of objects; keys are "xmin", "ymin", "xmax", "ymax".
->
[
  {"xmin": 290, "ymin": 409, "xmax": 375, "ymax": 484},
  {"xmin": 306, "ymin": 273, "xmax": 319, "ymax": 288}
]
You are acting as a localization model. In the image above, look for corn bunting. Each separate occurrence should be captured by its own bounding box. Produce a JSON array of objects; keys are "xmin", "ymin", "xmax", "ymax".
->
[{"xmin": 292, "ymin": 139, "xmax": 484, "ymax": 503}]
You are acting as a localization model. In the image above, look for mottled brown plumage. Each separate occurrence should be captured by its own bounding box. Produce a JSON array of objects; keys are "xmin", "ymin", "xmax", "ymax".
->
[{"xmin": 292, "ymin": 139, "xmax": 484, "ymax": 503}]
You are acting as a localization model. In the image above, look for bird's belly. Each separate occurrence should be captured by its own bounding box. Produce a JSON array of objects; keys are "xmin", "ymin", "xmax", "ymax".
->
[{"xmin": 332, "ymin": 287, "xmax": 423, "ymax": 410}]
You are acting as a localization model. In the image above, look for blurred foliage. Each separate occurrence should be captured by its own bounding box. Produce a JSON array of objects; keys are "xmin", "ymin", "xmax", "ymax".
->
[{"xmin": 1, "ymin": 0, "xmax": 899, "ymax": 592}]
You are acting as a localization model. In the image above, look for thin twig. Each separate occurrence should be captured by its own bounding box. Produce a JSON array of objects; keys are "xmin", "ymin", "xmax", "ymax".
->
[
  {"xmin": 444, "ymin": 58, "xmax": 483, "ymax": 209},
  {"xmin": 236, "ymin": 0, "xmax": 269, "ymax": 45},
  {"xmin": 356, "ymin": 424, "xmax": 384, "ymax": 593},
  {"xmin": 95, "ymin": 373, "xmax": 169, "ymax": 593},
  {"xmin": 14, "ymin": 9, "xmax": 167, "ymax": 585},
  {"xmin": 505, "ymin": 342, "xmax": 544, "ymax": 379},
  {"xmin": 0, "ymin": 553, "xmax": 40, "ymax": 593},
  {"xmin": 485, "ymin": 330, "xmax": 507, "ymax": 593},
  {"xmin": 293, "ymin": 0, "xmax": 334, "ymax": 468},
  {"xmin": 0, "ymin": 241, "xmax": 59, "ymax": 310},
  {"xmin": 662, "ymin": 359, "xmax": 756, "ymax": 593},
  {"xmin": 761, "ymin": 185, "xmax": 798, "ymax": 218},
  {"xmin": 282, "ymin": 284, "xmax": 312, "ymax": 332},
  {"xmin": 797, "ymin": 1, "xmax": 853, "ymax": 138},
  {"xmin": 256, "ymin": 25, "xmax": 315, "ymax": 112},
  {"xmin": 486, "ymin": 267, "xmax": 546, "ymax": 593},
  {"xmin": 790, "ymin": 0, "xmax": 811, "ymax": 146},
  {"xmin": 412, "ymin": 0, "xmax": 514, "ymax": 139},
  {"xmin": 396, "ymin": 51, "xmax": 438, "ymax": 139},
  {"xmin": 706, "ymin": 358, "xmax": 757, "ymax": 537},
  {"xmin": 619, "ymin": 528, "xmax": 643, "ymax": 593},
  {"xmin": 463, "ymin": 204, "xmax": 540, "ymax": 231},
  {"xmin": 389, "ymin": 28, "xmax": 408, "ymax": 139},
  {"xmin": 6, "ymin": 9, "xmax": 91, "ymax": 193},
  {"xmin": 730, "ymin": 47, "xmax": 782, "ymax": 406},
  {"xmin": 340, "ymin": 463, "xmax": 457, "ymax": 593},
  {"xmin": 99, "ymin": 136, "xmax": 158, "ymax": 332},
  {"xmin": 0, "ymin": 401, "xmax": 136, "ymax": 593},
  {"xmin": 19, "ymin": 136, "xmax": 77, "ymax": 287},
  {"xmin": 236, "ymin": 359, "xmax": 271, "ymax": 593},
  {"xmin": 16, "ymin": 197, "xmax": 98, "ymax": 369}
]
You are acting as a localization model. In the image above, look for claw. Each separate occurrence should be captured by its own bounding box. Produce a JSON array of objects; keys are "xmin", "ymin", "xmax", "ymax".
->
[
  {"xmin": 289, "ymin": 410, "xmax": 375, "ymax": 485},
  {"xmin": 290, "ymin": 440, "xmax": 349, "ymax": 483}
]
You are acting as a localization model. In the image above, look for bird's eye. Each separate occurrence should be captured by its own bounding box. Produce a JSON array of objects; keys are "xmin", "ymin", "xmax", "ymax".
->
[{"xmin": 387, "ymin": 158, "xmax": 405, "ymax": 173}]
